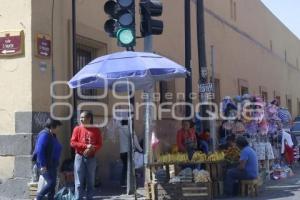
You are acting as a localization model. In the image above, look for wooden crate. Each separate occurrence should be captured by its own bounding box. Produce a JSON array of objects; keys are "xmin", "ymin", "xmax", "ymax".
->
[
  {"xmin": 204, "ymin": 162, "xmax": 225, "ymax": 181},
  {"xmin": 28, "ymin": 182, "xmax": 38, "ymax": 200},
  {"xmin": 149, "ymin": 182, "xmax": 212, "ymax": 200},
  {"xmin": 212, "ymin": 181, "xmax": 224, "ymax": 197}
]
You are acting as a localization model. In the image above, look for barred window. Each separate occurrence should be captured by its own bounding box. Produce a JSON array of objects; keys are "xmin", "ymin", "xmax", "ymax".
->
[{"xmin": 76, "ymin": 47, "xmax": 97, "ymax": 98}]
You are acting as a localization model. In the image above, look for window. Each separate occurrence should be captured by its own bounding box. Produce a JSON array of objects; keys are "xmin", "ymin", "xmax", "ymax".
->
[
  {"xmin": 230, "ymin": 0, "xmax": 237, "ymax": 21},
  {"xmin": 260, "ymin": 86, "xmax": 268, "ymax": 102},
  {"xmin": 241, "ymin": 86, "xmax": 248, "ymax": 95},
  {"xmin": 238, "ymin": 79, "xmax": 248, "ymax": 95},
  {"xmin": 76, "ymin": 47, "xmax": 97, "ymax": 98},
  {"xmin": 214, "ymin": 79, "xmax": 221, "ymax": 105},
  {"xmin": 286, "ymin": 96, "xmax": 292, "ymax": 114},
  {"xmin": 275, "ymin": 96, "xmax": 281, "ymax": 106},
  {"xmin": 298, "ymin": 99, "xmax": 300, "ymax": 116},
  {"xmin": 274, "ymin": 91, "xmax": 281, "ymax": 106},
  {"xmin": 160, "ymin": 80, "xmax": 175, "ymax": 105},
  {"xmin": 233, "ymin": 1, "xmax": 237, "ymax": 21},
  {"xmin": 284, "ymin": 49, "xmax": 287, "ymax": 63},
  {"xmin": 262, "ymin": 91, "xmax": 268, "ymax": 102}
]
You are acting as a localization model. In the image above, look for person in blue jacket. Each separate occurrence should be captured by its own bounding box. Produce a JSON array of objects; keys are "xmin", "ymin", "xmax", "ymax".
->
[{"xmin": 35, "ymin": 117, "xmax": 62, "ymax": 200}]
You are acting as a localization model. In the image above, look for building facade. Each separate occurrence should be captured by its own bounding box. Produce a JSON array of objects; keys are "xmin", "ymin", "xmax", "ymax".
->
[{"xmin": 0, "ymin": 0, "xmax": 299, "ymax": 198}]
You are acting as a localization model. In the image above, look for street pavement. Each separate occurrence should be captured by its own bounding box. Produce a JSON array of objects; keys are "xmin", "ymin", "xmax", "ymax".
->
[
  {"xmin": 4, "ymin": 165, "xmax": 300, "ymax": 200},
  {"xmin": 93, "ymin": 164, "xmax": 300, "ymax": 200}
]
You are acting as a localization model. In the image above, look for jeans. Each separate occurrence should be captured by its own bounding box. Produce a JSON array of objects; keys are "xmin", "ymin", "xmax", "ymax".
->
[
  {"xmin": 120, "ymin": 152, "xmax": 128, "ymax": 186},
  {"xmin": 224, "ymin": 168, "xmax": 253, "ymax": 196},
  {"xmin": 74, "ymin": 154, "xmax": 97, "ymax": 200},
  {"xmin": 36, "ymin": 167, "xmax": 57, "ymax": 200},
  {"xmin": 198, "ymin": 140, "xmax": 209, "ymax": 154}
]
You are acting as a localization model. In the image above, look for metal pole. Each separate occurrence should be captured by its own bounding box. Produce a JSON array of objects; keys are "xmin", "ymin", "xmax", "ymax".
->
[
  {"xmin": 51, "ymin": 0, "xmax": 55, "ymax": 104},
  {"xmin": 144, "ymin": 35, "xmax": 153, "ymax": 52},
  {"xmin": 197, "ymin": 0, "xmax": 208, "ymax": 131},
  {"xmin": 71, "ymin": 0, "xmax": 77, "ymax": 157},
  {"xmin": 210, "ymin": 45, "xmax": 217, "ymax": 152},
  {"xmin": 143, "ymin": 35, "xmax": 154, "ymax": 186},
  {"xmin": 185, "ymin": 0, "xmax": 192, "ymax": 117},
  {"xmin": 127, "ymin": 82, "xmax": 136, "ymax": 197}
]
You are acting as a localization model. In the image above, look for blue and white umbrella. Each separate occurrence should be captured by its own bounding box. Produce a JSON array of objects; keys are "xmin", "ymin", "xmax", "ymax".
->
[
  {"xmin": 68, "ymin": 51, "xmax": 187, "ymax": 91},
  {"xmin": 68, "ymin": 50, "xmax": 188, "ymax": 194}
]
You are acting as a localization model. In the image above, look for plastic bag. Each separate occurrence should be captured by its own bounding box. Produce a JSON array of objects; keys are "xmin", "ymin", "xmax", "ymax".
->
[
  {"xmin": 134, "ymin": 151, "xmax": 144, "ymax": 169},
  {"xmin": 37, "ymin": 175, "xmax": 47, "ymax": 193},
  {"xmin": 54, "ymin": 187, "xmax": 75, "ymax": 200}
]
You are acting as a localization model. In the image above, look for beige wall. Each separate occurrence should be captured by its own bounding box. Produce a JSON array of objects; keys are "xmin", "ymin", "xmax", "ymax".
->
[
  {"xmin": 1, "ymin": 0, "xmax": 300, "ymax": 183},
  {"xmin": 29, "ymin": 0, "xmax": 300, "ymax": 182},
  {"xmin": 0, "ymin": 0, "xmax": 32, "ymax": 134},
  {"xmin": 204, "ymin": 0, "xmax": 300, "ymax": 117},
  {"xmin": 0, "ymin": 157, "xmax": 15, "ymax": 180}
]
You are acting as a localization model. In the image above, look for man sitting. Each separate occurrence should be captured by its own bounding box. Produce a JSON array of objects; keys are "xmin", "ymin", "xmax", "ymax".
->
[{"xmin": 224, "ymin": 136, "xmax": 258, "ymax": 196}]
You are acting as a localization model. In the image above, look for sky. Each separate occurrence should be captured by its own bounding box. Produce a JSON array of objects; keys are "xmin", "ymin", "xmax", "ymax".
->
[{"xmin": 261, "ymin": 0, "xmax": 300, "ymax": 39}]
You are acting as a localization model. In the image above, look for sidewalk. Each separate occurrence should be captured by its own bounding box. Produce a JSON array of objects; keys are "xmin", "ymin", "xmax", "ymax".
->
[
  {"xmin": 215, "ymin": 165, "xmax": 300, "ymax": 200},
  {"xmin": 94, "ymin": 165, "xmax": 300, "ymax": 200}
]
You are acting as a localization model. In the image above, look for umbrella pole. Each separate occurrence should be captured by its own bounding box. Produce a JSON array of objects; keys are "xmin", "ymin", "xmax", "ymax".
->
[
  {"xmin": 144, "ymin": 83, "xmax": 155, "ymax": 184},
  {"xmin": 126, "ymin": 79, "xmax": 137, "ymax": 198}
]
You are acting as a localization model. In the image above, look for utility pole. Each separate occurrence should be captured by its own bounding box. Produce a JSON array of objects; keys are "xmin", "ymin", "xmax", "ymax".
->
[
  {"xmin": 185, "ymin": 0, "xmax": 192, "ymax": 117},
  {"xmin": 71, "ymin": 0, "xmax": 77, "ymax": 148},
  {"xmin": 210, "ymin": 45, "xmax": 217, "ymax": 152},
  {"xmin": 197, "ymin": 0, "xmax": 209, "ymax": 131}
]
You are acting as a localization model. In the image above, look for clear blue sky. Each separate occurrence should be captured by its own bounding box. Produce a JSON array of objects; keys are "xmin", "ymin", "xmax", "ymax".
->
[{"xmin": 261, "ymin": 0, "xmax": 300, "ymax": 39}]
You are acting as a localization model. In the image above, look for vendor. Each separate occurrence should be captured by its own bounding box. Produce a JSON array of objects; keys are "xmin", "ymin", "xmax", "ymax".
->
[
  {"xmin": 197, "ymin": 129, "xmax": 211, "ymax": 154},
  {"xmin": 280, "ymin": 128, "xmax": 294, "ymax": 166},
  {"xmin": 219, "ymin": 134, "xmax": 236, "ymax": 150},
  {"xmin": 176, "ymin": 120, "xmax": 197, "ymax": 153},
  {"xmin": 224, "ymin": 136, "xmax": 258, "ymax": 197}
]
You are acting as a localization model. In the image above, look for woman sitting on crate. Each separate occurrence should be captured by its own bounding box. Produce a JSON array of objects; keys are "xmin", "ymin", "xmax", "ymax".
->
[
  {"xmin": 224, "ymin": 136, "xmax": 258, "ymax": 196},
  {"xmin": 176, "ymin": 120, "xmax": 197, "ymax": 160}
]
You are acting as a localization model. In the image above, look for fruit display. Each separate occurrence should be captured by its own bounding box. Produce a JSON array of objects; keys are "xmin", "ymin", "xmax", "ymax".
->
[
  {"xmin": 191, "ymin": 152, "xmax": 207, "ymax": 162},
  {"xmin": 223, "ymin": 146, "xmax": 240, "ymax": 162},
  {"xmin": 206, "ymin": 151, "xmax": 225, "ymax": 162},
  {"xmin": 157, "ymin": 151, "xmax": 225, "ymax": 163},
  {"xmin": 157, "ymin": 153, "xmax": 189, "ymax": 163},
  {"xmin": 193, "ymin": 169, "xmax": 211, "ymax": 183}
]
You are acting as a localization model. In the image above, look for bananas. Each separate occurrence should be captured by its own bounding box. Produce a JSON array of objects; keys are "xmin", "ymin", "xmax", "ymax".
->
[
  {"xmin": 157, "ymin": 151, "xmax": 225, "ymax": 163},
  {"xmin": 206, "ymin": 152, "xmax": 225, "ymax": 162}
]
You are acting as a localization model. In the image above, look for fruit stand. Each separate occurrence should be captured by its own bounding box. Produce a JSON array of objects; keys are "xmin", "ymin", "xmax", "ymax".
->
[{"xmin": 145, "ymin": 152, "xmax": 226, "ymax": 200}]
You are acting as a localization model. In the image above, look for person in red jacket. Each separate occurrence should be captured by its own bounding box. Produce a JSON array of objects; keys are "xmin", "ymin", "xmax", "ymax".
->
[
  {"xmin": 71, "ymin": 111, "xmax": 102, "ymax": 200},
  {"xmin": 176, "ymin": 120, "xmax": 197, "ymax": 153}
]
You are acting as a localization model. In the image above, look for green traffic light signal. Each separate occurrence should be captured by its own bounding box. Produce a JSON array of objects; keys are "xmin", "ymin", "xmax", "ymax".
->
[
  {"xmin": 104, "ymin": 0, "xmax": 136, "ymax": 49},
  {"xmin": 117, "ymin": 28, "xmax": 135, "ymax": 46}
]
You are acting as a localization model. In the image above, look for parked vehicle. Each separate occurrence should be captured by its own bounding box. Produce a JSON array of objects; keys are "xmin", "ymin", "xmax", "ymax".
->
[{"xmin": 294, "ymin": 116, "xmax": 300, "ymax": 122}]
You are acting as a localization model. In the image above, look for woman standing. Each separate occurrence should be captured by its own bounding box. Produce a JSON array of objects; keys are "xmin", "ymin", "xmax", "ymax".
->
[
  {"xmin": 35, "ymin": 118, "xmax": 62, "ymax": 200},
  {"xmin": 70, "ymin": 111, "xmax": 102, "ymax": 200}
]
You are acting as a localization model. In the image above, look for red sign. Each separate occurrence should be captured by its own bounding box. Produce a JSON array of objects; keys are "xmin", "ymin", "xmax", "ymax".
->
[
  {"xmin": 37, "ymin": 35, "xmax": 51, "ymax": 58},
  {"xmin": 0, "ymin": 33, "xmax": 22, "ymax": 56}
]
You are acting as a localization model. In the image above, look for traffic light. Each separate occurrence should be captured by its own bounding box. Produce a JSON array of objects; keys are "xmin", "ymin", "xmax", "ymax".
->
[
  {"xmin": 104, "ymin": 0, "xmax": 136, "ymax": 48},
  {"xmin": 140, "ymin": 0, "xmax": 163, "ymax": 37}
]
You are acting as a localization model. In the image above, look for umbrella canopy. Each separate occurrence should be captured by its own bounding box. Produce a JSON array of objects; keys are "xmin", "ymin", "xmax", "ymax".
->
[{"xmin": 68, "ymin": 51, "xmax": 187, "ymax": 91}]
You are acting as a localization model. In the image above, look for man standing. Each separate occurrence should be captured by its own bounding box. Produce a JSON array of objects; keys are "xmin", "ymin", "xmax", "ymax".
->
[
  {"xmin": 71, "ymin": 111, "xmax": 102, "ymax": 200},
  {"xmin": 224, "ymin": 136, "xmax": 258, "ymax": 196}
]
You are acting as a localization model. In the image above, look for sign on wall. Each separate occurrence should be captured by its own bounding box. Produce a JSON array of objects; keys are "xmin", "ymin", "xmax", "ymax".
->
[
  {"xmin": 36, "ymin": 33, "xmax": 51, "ymax": 58},
  {"xmin": 0, "ymin": 30, "xmax": 25, "ymax": 57}
]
